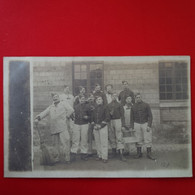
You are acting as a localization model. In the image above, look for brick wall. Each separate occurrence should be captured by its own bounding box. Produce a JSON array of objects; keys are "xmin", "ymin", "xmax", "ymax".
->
[
  {"xmin": 33, "ymin": 60, "xmax": 72, "ymax": 114},
  {"xmin": 33, "ymin": 60, "xmax": 191, "ymax": 126},
  {"xmin": 160, "ymin": 107, "xmax": 189, "ymax": 123},
  {"xmin": 104, "ymin": 61, "xmax": 160, "ymax": 125}
]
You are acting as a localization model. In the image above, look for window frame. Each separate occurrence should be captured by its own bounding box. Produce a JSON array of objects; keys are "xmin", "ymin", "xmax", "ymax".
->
[
  {"xmin": 159, "ymin": 61, "xmax": 189, "ymax": 101},
  {"xmin": 72, "ymin": 61, "xmax": 104, "ymax": 96}
]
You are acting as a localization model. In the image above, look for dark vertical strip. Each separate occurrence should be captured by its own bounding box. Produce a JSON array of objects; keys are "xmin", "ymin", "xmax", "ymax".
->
[{"xmin": 9, "ymin": 61, "xmax": 32, "ymax": 171}]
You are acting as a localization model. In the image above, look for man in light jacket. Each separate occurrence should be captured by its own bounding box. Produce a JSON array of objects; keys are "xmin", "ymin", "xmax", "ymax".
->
[{"xmin": 35, "ymin": 93, "xmax": 74, "ymax": 164}]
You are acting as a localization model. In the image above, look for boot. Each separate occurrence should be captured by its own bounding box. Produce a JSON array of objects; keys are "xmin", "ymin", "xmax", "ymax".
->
[
  {"xmin": 102, "ymin": 159, "xmax": 108, "ymax": 163},
  {"xmin": 96, "ymin": 156, "xmax": 102, "ymax": 161},
  {"xmin": 134, "ymin": 147, "xmax": 142, "ymax": 159},
  {"xmin": 110, "ymin": 148, "xmax": 117, "ymax": 158},
  {"xmin": 81, "ymin": 153, "xmax": 88, "ymax": 161},
  {"xmin": 71, "ymin": 153, "xmax": 77, "ymax": 162},
  {"xmin": 147, "ymin": 147, "xmax": 156, "ymax": 160},
  {"xmin": 123, "ymin": 151, "xmax": 130, "ymax": 156},
  {"xmin": 119, "ymin": 150, "xmax": 126, "ymax": 162}
]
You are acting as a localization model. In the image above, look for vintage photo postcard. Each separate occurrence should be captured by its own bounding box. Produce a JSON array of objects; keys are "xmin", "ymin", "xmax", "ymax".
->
[{"xmin": 4, "ymin": 56, "xmax": 192, "ymax": 178}]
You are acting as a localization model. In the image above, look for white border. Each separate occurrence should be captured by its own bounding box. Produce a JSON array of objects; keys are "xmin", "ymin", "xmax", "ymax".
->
[{"xmin": 3, "ymin": 56, "xmax": 192, "ymax": 178}]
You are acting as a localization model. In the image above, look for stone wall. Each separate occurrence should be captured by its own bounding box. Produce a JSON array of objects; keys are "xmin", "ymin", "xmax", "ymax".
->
[
  {"xmin": 104, "ymin": 61, "xmax": 160, "ymax": 125},
  {"xmin": 33, "ymin": 59, "xmax": 190, "ymax": 127},
  {"xmin": 160, "ymin": 107, "xmax": 190, "ymax": 123},
  {"xmin": 33, "ymin": 60, "xmax": 72, "ymax": 114}
]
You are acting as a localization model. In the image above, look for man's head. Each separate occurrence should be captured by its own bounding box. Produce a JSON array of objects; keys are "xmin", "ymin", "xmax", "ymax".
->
[
  {"xmin": 111, "ymin": 92, "xmax": 118, "ymax": 101},
  {"xmin": 79, "ymin": 95, "xmax": 86, "ymax": 104},
  {"xmin": 51, "ymin": 93, "xmax": 60, "ymax": 104},
  {"xmin": 125, "ymin": 95, "xmax": 132, "ymax": 104},
  {"xmin": 94, "ymin": 83, "xmax": 101, "ymax": 92},
  {"xmin": 105, "ymin": 84, "xmax": 113, "ymax": 94},
  {"xmin": 122, "ymin": 80, "xmax": 129, "ymax": 90},
  {"xmin": 96, "ymin": 96, "xmax": 103, "ymax": 105},
  {"xmin": 135, "ymin": 93, "xmax": 142, "ymax": 103},
  {"xmin": 79, "ymin": 86, "xmax": 86, "ymax": 94},
  {"xmin": 64, "ymin": 85, "xmax": 70, "ymax": 94}
]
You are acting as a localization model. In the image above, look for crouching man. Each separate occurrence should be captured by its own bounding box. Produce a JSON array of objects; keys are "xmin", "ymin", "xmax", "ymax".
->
[
  {"xmin": 35, "ymin": 93, "xmax": 74, "ymax": 164},
  {"xmin": 91, "ymin": 96, "xmax": 110, "ymax": 163},
  {"xmin": 130, "ymin": 93, "xmax": 155, "ymax": 160}
]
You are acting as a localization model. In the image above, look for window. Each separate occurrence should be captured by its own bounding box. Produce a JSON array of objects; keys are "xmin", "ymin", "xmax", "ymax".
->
[
  {"xmin": 159, "ymin": 62, "xmax": 188, "ymax": 100},
  {"xmin": 72, "ymin": 62, "xmax": 104, "ymax": 95}
]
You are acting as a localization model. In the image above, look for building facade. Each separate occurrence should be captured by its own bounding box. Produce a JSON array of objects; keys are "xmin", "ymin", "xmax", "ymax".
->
[{"xmin": 33, "ymin": 57, "xmax": 190, "ymax": 128}]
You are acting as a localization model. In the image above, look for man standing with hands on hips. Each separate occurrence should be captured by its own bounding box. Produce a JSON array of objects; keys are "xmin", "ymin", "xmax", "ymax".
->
[{"xmin": 130, "ymin": 93, "xmax": 156, "ymax": 160}]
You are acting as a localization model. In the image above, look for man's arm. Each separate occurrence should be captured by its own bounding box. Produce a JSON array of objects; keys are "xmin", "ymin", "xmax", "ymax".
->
[
  {"xmin": 35, "ymin": 106, "xmax": 50, "ymax": 120},
  {"xmin": 147, "ymin": 104, "xmax": 153, "ymax": 128},
  {"xmin": 34, "ymin": 106, "xmax": 50, "ymax": 127},
  {"xmin": 63, "ymin": 102, "xmax": 74, "ymax": 117},
  {"xmin": 130, "ymin": 107, "xmax": 134, "ymax": 129},
  {"xmin": 73, "ymin": 96, "xmax": 79, "ymax": 108},
  {"xmin": 120, "ymin": 104, "xmax": 125, "ymax": 127},
  {"xmin": 104, "ymin": 106, "xmax": 111, "ymax": 123},
  {"xmin": 130, "ymin": 90, "xmax": 135, "ymax": 104},
  {"xmin": 102, "ymin": 93, "xmax": 108, "ymax": 105},
  {"xmin": 118, "ymin": 91, "xmax": 122, "ymax": 101}
]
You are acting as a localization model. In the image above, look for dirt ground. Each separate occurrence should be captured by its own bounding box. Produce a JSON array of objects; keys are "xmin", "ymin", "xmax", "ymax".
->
[{"xmin": 33, "ymin": 144, "xmax": 190, "ymax": 171}]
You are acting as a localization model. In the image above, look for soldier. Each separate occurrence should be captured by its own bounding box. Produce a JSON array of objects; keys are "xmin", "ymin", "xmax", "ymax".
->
[
  {"xmin": 107, "ymin": 92, "xmax": 126, "ymax": 161},
  {"xmin": 86, "ymin": 93, "xmax": 96, "ymax": 156},
  {"xmin": 130, "ymin": 93, "xmax": 155, "ymax": 160},
  {"xmin": 60, "ymin": 85, "xmax": 74, "ymax": 108},
  {"xmin": 71, "ymin": 95, "xmax": 90, "ymax": 161},
  {"xmin": 118, "ymin": 81, "xmax": 135, "ymax": 106},
  {"xmin": 122, "ymin": 95, "xmax": 134, "ymax": 156},
  {"xmin": 105, "ymin": 84, "xmax": 113, "ymax": 104},
  {"xmin": 91, "ymin": 96, "xmax": 110, "ymax": 163},
  {"xmin": 105, "ymin": 84, "xmax": 116, "ymax": 157},
  {"xmin": 74, "ymin": 86, "xmax": 86, "ymax": 108},
  {"xmin": 93, "ymin": 83, "xmax": 107, "ymax": 105},
  {"xmin": 35, "ymin": 93, "xmax": 74, "ymax": 164}
]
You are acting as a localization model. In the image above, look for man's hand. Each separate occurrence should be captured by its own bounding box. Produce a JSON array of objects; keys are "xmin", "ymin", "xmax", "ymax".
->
[
  {"xmin": 94, "ymin": 124, "xmax": 101, "ymax": 130},
  {"xmin": 34, "ymin": 116, "xmax": 41, "ymax": 128},
  {"xmin": 147, "ymin": 126, "xmax": 152, "ymax": 132},
  {"xmin": 83, "ymin": 115, "xmax": 89, "ymax": 120},
  {"xmin": 34, "ymin": 119, "xmax": 39, "ymax": 127},
  {"xmin": 121, "ymin": 127, "xmax": 126, "ymax": 133},
  {"xmin": 130, "ymin": 128, "xmax": 134, "ymax": 132}
]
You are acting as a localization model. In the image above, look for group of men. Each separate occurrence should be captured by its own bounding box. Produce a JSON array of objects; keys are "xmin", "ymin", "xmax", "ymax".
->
[{"xmin": 35, "ymin": 81, "xmax": 155, "ymax": 165}]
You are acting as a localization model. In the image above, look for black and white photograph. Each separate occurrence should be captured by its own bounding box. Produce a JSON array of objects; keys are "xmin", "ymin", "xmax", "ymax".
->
[{"xmin": 4, "ymin": 56, "xmax": 192, "ymax": 177}]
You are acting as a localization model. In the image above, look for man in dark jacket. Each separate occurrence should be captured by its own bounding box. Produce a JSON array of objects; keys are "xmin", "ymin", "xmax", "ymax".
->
[
  {"xmin": 130, "ymin": 93, "xmax": 155, "ymax": 160},
  {"xmin": 93, "ymin": 83, "xmax": 108, "ymax": 105},
  {"xmin": 73, "ymin": 86, "xmax": 86, "ymax": 108},
  {"xmin": 107, "ymin": 93, "xmax": 126, "ymax": 161},
  {"xmin": 91, "ymin": 96, "xmax": 110, "ymax": 163},
  {"xmin": 86, "ymin": 93, "xmax": 96, "ymax": 156},
  {"xmin": 118, "ymin": 81, "xmax": 135, "ymax": 106},
  {"xmin": 71, "ymin": 95, "xmax": 90, "ymax": 161}
]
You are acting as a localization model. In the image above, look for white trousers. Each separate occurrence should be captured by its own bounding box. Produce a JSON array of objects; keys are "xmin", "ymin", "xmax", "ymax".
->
[
  {"xmin": 107, "ymin": 122, "xmax": 116, "ymax": 149},
  {"xmin": 134, "ymin": 122, "xmax": 152, "ymax": 147},
  {"xmin": 52, "ymin": 130, "xmax": 70, "ymax": 162},
  {"xmin": 67, "ymin": 118, "xmax": 74, "ymax": 142},
  {"xmin": 110, "ymin": 119, "xmax": 124, "ymax": 150},
  {"xmin": 93, "ymin": 125, "xmax": 108, "ymax": 160},
  {"xmin": 71, "ymin": 124, "xmax": 89, "ymax": 154}
]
